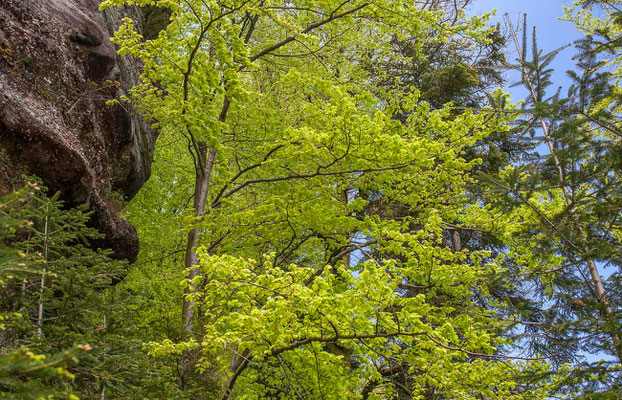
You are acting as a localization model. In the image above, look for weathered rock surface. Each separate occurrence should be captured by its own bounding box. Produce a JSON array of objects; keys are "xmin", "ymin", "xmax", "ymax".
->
[{"xmin": 0, "ymin": 0, "xmax": 162, "ymax": 262}]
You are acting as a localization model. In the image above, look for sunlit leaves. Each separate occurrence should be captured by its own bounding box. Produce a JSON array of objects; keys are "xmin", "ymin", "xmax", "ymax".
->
[{"xmin": 109, "ymin": 0, "xmax": 558, "ymax": 397}]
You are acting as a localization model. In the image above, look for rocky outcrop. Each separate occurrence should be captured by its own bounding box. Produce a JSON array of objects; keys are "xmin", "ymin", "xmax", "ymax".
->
[{"xmin": 0, "ymin": 0, "xmax": 164, "ymax": 262}]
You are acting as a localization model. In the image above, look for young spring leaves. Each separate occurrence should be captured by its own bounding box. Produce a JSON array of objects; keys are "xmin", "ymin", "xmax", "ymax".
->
[{"xmin": 105, "ymin": 0, "xmax": 557, "ymax": 398}]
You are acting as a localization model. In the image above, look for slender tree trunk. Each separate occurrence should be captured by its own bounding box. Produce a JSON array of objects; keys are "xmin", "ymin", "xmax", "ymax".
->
[
  {"xmin": 36, "ymin": 273, "xmax": 45, "ymax": 338},
  {"xmin": 100, "ymin": 313, "xmax": 107, "ymax": 400},
  {"xmin": 585, "ymin": 250, "xmax": 621, "ymax": 359},
  {"xmin": 342, "ymin": 189, "xmax": 351, "ymax": 267},
  {"xmin": 36, "ymin": 214, "xmax": 49, "ymax": 338},
  {"xmin": 451, "ymin": 229, "xmax": 461, "ymax": 253},
  {"xmin": 20, "ymin": 232, "xmax": 31, "ymax": 312},
  {"xmin": 182, "ymin": 142, "xmax": 216, "ymax": 332},
  {"xmin": 179, "ymin": 142, "xmax": 216, "ymax": 391},
  {"xmin": 450, "ymin": 228, "xmax": 472, "ymax": 307},
  {"xmin": 181, "ymin": 98, "xmax": 227, "ymax": 333}
]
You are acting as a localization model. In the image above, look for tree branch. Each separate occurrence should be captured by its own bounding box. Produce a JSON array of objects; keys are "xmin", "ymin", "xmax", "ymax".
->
[{"xmin": 249, "ymin": 2, "xmax": 369, "ymax": 62}]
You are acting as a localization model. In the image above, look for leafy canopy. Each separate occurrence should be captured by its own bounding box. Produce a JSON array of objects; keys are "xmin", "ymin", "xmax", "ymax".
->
[{"xmin": 103, "ymin": 0, "xmax": 559, "ymax": 398}]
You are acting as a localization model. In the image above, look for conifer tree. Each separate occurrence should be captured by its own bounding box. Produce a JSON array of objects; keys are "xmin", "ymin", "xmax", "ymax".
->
[
  {"xmin": 0, "ymin": 184, "xmax": 89, "ymax": 399},
  {"xmin": 471, "ymin": 14, "xmax": 622, "ymax": 397},
  {"xmin": 0, "ymin": 183, "xmax": 157, "ymax": 399}
]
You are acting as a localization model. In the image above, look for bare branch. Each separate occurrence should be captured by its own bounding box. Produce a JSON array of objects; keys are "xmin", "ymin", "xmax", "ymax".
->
[{"xmin": 250, "ymin": 2, "xmax": 369, "ymax": 62}]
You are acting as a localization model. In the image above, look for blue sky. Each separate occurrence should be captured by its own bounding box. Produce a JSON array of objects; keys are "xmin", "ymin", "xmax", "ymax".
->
[{"xmin": 467, "ymin": 0, "xmax": 584, "ymax": 101}]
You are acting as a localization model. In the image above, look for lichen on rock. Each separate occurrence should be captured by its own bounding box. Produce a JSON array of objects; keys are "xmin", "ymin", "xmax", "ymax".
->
[{"xmin": 0, "ymin": 0, "xmax": 166, "ymax": 262}]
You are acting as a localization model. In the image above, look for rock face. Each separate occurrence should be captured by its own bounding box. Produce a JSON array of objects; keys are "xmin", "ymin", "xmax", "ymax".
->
[{"xmin": 0, "ymin": 0, "xmax": 162, "ymax": 262}]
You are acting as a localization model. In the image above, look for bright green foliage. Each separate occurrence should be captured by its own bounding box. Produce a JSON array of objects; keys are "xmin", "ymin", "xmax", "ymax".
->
[
  {"xmin": 575, "ymin": 387, "xmax": 622, "ymax": 400},
  {"xmin": 0, "ymin": 346, "xmax": 88, "ymax": 400},
  {"xmin": 4, "ymin": 1, "xmax": 620, "ymax": 398},
  {"xmin": 177, "ymin": 250, "xmax": 551, "ymax": 399},
  {"xmin": 104, "ymin": 0, "xmax": 559, "ymax": 398},
  {"xmin": 0, "ymin": 184, "xmax": 157, "ymax": 399},
  {"xmin": 564, "ymin": 1, "xmax": 622, "ymax": 79}
]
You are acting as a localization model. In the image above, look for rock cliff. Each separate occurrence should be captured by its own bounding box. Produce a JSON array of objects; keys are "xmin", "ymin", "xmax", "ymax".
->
[{"xmin": 0, "ymin": 0, "xmax": 163, "ymax": 262}]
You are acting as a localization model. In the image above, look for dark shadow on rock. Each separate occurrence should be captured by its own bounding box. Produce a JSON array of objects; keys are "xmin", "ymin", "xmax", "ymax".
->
[{"xmin": 0, "ymin": 0, "xmax": 169, "ymax": 262}]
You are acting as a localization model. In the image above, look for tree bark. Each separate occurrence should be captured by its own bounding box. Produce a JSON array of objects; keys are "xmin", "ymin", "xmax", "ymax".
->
[
  {"xmin": 182, "ymin": 141, "xmax": 216, "ymax": 332},
  {"xmin": 179, "ymin": 142, "xmax": 216, "ymax": 392},
  {"xmin": 36, "ymin": 214, "xmax": 49, "ymax": 338}
]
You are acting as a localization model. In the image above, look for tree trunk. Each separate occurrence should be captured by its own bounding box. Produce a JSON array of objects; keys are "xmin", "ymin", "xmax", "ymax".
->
[
  {"xmin": 179, "ymin": 141, "xmax": 216, "ymax": 391},
  {"xmin": 586, "ymin": 254, "xmax": 621, "ymax": 359},
  {"xmin": 36, "ymin": 214, "xmax": 49, "ymax": 338},
  {"xmin": 182, "ymin": 141, "xmax": 216, "ymax": 332},
  {"xmin": 100, "ymin": 313, "xmax": 107, "ymax": 400}
]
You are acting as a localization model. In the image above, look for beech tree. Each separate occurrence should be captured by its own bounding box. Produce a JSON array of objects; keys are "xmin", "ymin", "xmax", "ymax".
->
[
  {"xmin": 1, "ymin": 1, "xmax": 619, "ymax": 398},
  {"xmin": 101, "ymin": 0, "xmax": 564, "ymax": 398}
]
